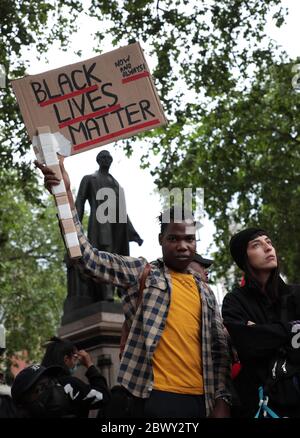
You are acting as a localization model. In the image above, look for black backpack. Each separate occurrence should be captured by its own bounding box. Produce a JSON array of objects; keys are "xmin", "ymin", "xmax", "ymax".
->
[{"xmin": 263, "ymin": 285, "xmax": 300, "ymax": 410}]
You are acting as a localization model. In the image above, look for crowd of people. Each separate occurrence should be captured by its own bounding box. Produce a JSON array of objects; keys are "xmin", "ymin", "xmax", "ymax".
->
[{"xmin": 1, "ymin": 157, "xmax": 300, "ymax": 419}]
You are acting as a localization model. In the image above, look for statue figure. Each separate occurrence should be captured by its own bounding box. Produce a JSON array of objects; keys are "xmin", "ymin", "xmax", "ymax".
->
[
  {"xmin": 64, "ymin": 150, "xmax": 143, "ymax": 310},
  {"xmin": 76, "ymin": 150, "xmax": 143, "ymax": 254}
]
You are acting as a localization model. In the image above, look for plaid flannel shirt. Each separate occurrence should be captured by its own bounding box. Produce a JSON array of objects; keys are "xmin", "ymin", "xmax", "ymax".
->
[{"xmin": 72, "ymin": 210, "xmax": 231, "ymax": 415}]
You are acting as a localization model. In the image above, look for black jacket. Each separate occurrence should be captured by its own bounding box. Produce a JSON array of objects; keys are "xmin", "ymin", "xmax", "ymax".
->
[
  {"xmin": 58, "ymin": 365, "xmax": 110, "ymax": 418},
  {"xmin": 222, "ymin": 278, "xmax": 300, "ymax": 417}
]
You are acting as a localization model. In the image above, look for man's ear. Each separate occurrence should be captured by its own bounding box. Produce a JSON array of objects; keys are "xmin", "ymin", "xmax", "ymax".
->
[{"xmin": 158, "ymin": 233, "xmax": 162, "ymax": 246}]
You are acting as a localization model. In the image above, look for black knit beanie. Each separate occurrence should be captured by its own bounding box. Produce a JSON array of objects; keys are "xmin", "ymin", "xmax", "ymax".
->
[{"xmin": 229, "ymin": 228, "xmax": 268, "ymax": 270}]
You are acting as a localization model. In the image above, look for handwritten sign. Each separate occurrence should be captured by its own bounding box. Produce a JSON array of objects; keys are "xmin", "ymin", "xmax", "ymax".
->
[{"xmin": 12, "ymin": 42, "xmax": 167, "ymax": 156}]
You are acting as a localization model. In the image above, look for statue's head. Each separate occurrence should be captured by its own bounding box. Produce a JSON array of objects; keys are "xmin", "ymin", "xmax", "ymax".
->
[{"xmin": 96, "ymin": 150, "xmax": 113, "ymax": 169}]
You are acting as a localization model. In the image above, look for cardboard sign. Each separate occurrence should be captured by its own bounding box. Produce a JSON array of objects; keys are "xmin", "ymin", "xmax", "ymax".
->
[{"xmin": 12, "ymin": 42, "xmax": 167, "ymax": 156}]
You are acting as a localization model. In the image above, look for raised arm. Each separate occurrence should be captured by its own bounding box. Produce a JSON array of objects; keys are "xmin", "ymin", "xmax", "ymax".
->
[{"xmin": 34, "ymin": 157, "xmax": 147, "ymax": 290}]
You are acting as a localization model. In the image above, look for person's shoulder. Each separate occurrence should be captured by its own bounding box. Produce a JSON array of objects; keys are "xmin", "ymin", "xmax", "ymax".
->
[
  {"xmin": 200, "ymin": 281, "xmax": 216, "ymax": 298},
  {"xmin": 150, "ymin": 259, "xmax": 162, "ymax": 268},
  {"xmin": 223, "ymin": 286, "xmax": 245, "ymax": 303}
]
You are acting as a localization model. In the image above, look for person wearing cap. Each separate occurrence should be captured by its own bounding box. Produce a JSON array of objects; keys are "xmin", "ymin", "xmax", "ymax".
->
[
  {"xmin": 41, "ymin": 336, "xmax": 110, "ymax": 418},
  {"xmin": 11, "ymin": 364, "xmax": 73, "ymax": 417},
  {"xmin": 222, "ymin": 228, "xmax": 300, "ymax": 417},
  {"xmin": 11, "ymin": 363, "xmax": 110, "ymax": 418},
  {"xmin": 190, "ymin": 254, "xmax": 213, "ymax": 282}
]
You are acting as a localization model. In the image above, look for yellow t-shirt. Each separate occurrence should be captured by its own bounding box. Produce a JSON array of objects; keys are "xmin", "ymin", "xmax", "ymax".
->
[{"xmin": 152, "ymin": 270, "xmax": 204, "ymax": 394}]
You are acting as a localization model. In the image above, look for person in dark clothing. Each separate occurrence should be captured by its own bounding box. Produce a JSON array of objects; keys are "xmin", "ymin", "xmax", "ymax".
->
[
  {"xmin": 41, "ymin": 336, "xmax": 80, "ymax": 374},
  {"xmin": 11, "ymin": 364, "xmax": 75, "ymax": 417},
  {"xmin": 189, "ymin": 253, "xmax": 213, "ymax": 283},
  {"xmin": 222, "ymin": 228, "xmax": 300, "ymax": 417},
  {"xmin": 12, "ymin": 362, "xmax": 110, "ymax": 418},
  {"xmin": 41, "ymin": 336, "xmax": 110, "ymax": 417}
]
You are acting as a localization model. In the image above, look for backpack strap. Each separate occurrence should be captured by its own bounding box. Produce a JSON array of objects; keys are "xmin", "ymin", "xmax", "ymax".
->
[
  {"xmin": 255, "ymin": 386, "xmax": 280, "ymax": 418},
  {"xmin": 136, "ymin": 263, "xmax": 151, "ymax": 310}
]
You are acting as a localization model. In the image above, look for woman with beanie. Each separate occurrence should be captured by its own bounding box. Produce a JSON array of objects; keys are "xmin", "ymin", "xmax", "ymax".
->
[{"xmin": 222, "ymin": 228, "xmax": 300, "ymax": 417}]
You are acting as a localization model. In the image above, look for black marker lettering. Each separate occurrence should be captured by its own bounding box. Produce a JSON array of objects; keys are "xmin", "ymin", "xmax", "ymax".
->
[
  {"xmin": 71, "ymin": 69, "xmax": 87, "ymax": 90},
  {"xmin": 58, "ymin": 73, "xmax": 74, "ymax": 95},
  {"xmin": 102, "ymin": 83, "xmax": 118, "ymax": 106},
  {"xmin": 68, "ymin": 122, "xmax": 88, "ymax": 145},
  {"xmin": 70, "ymin": 94, "xmax": 86, "ymax": 116},
  {"xmin": 139, "ymin": 99, "xmax": 155, "ymax": 120},
  {"xmin": 43, "ymin": 79, "xmax": 61, "ymax": 100},
  {"xmin": 30, "ymin": 81, "xmax": 47, "ymax": 103},
  {"xmin": 86, "ymin": 89, "xmax": 105, "ymax": 112},
  {"xmin": 53, "ymin": 103, "xmax": 71, "ymax": 124},
  {"xmin": 95, "ymin": 114, "xmax": 110, "ymax": 134},
  {"xmin": 125, "ymin": 103, "xmax": 141, "ymax": 125},
  {"xmin": 83, "ymin": 63, "xmax": 102, "ymax": 86},
  {"xmin": 110, "ymin": 107, "xmax": 125, "ymax": 129},
  {"xmin": 86, "ymin": 119, "xmax": 101, "ymax": 139}
]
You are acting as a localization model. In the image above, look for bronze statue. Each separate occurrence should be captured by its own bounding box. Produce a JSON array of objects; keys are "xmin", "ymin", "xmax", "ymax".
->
[
  {"xmin": 63, "ymin": 150, "xmax": 143, "ymax": 312},
  {"xmin": 76, "ymin": 150, "xmax": 143, "ymax": 253}
]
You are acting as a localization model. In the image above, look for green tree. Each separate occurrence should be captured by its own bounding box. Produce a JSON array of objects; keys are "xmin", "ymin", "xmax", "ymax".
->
[
  {"xmin": 1, "ymin": 1, "xmax": 298, "ymax": 297},
  {"xmin": 88, "ymin": 0, "xmax": 286, "ymax": 149},
  {"xmin": 1, "ymin": 0, "xmax": 287, "ymax": 188},
  {"xmin": 0, "ymin": 1, "xmax": 89, "ymax": 365},
  {"xmin": 0, "ymin": 0, "xmax": 83, "ymax": 194},
  {"xmin": 86, "ymin": 0, "xmax": 300, "ymax": 284},
  {"xmin": 0, "ymin": 174, "xmax": 66, "ymax": 362},
  {"xmin": 152, "ymin": 61, "xmax": 300, "ymax": 285}
]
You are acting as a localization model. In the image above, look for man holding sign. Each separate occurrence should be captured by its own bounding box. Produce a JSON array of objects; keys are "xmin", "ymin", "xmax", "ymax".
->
[
  {"xmin": 12, "ymin": 43, "xmax": 168, "ymax": 260},
  {"xmin": 35, "ymin": 156, "xmax": 231, "ymax": 418},
  {"xmin": 14, "ymin": 42, "xmax": 230, "ymax": 418}
]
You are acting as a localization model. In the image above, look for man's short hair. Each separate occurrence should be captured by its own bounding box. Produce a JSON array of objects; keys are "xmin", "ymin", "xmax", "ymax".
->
[{"xmin": 158, "ymin": 206, "xmax": 195, "ymax": 234}]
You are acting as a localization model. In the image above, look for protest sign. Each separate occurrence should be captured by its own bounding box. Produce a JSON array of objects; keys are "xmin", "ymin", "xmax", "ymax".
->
[{"xmin": 12, "ymin": 42, "xmax": 167, "ymax": 156}]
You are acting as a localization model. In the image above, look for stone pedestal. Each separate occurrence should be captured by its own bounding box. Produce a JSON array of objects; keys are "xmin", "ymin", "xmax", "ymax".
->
[{"xmin": 58, "ymin": 302, "xmax": 123, "ymax": 389}]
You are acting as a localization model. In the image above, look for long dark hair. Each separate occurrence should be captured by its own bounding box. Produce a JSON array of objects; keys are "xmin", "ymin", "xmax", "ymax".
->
[{"xmin": 41, "ymin": 336, "xmax": 77, "ymax": 373}]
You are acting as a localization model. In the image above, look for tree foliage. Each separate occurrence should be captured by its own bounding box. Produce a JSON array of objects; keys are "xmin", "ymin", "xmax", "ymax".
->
[
  {"xmin": 0, "ymin": 175, "xmax": 66, "ymax": 362},
  {"xmin": 0, "ymin": 0, "xmax": 83, "ymax": 195},
  {"xmin": 153, "ymin": 62, "xmax": 300, "ymax": 284},
  {"xmin": 0, "ymin": 0, "xmax": 83, "ymax": 365},
  {"xmin": 87, "ymin": 0, "xmax": 300, "ymax": 284},
  {"xmin": 1, "ymin": 1, "xmax": 299, "ymax": 296}
]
